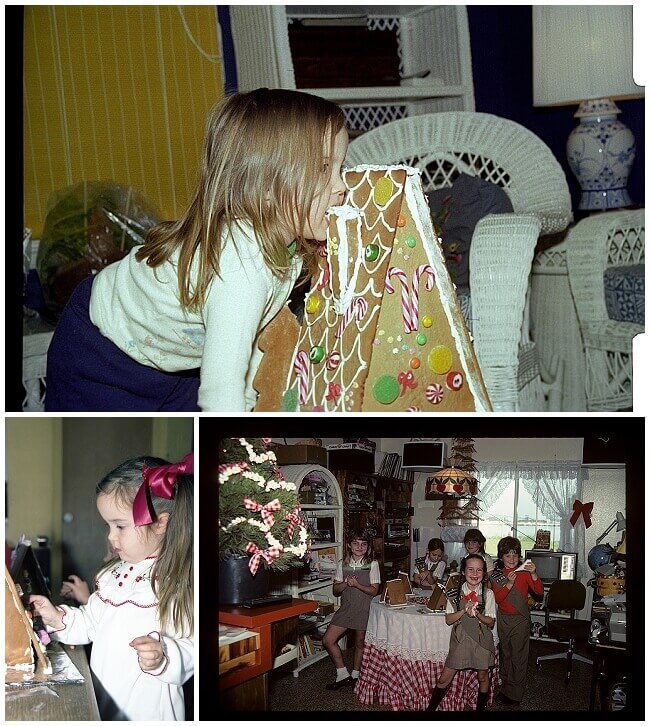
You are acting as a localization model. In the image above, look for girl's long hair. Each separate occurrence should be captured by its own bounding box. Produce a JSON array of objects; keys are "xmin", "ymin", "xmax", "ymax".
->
[
  {"xmin": 136, "ymin": 88, "xmax": 346, "ymax": 311},
  {"xmin": 343, "ymin": 528, "xmax": 373, "ymax": 566},
  {"xmin": 96, "ymin": 456, "xmax": 193, "ymax": 637}
]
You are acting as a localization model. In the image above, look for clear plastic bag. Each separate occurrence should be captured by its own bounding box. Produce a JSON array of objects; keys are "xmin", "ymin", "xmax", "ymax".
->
[{"xmin": 36, "ymin": 181, "xmax": 162, "ymax": 319}]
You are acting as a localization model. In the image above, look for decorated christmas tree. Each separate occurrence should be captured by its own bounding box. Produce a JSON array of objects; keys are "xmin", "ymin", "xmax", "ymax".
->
[{"xmin": 218, "ymin": 437, "xmax": 310, "ymax": 574}]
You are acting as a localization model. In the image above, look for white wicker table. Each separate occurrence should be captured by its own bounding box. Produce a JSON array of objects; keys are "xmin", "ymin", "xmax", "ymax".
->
[{"xmin": 531, "ymin": 239, "xmax": 587, "ymax": 411}]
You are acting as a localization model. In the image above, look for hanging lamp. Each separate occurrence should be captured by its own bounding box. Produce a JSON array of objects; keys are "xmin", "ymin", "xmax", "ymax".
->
[{"xmin": 425, "ymin": 466, "xmax": 478, "ymax": 496}]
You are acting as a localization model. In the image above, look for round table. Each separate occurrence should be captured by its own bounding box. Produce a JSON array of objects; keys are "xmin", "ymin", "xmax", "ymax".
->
[{"xmin": 355, "ymin": 593, "xmax": 500, "ymax": 711}]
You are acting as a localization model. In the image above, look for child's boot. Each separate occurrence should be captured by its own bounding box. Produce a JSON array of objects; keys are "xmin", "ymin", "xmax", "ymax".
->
[
  {"xmin": 476, "ymin": 689, "xmax": 489, "ymax": 711},
  {"xmin": 425, "ymin": 684, "xmax": 449, "ymax": 712}
]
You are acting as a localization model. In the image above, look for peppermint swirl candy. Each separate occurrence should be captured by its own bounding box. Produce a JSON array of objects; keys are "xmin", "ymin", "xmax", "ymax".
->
[
  {"xmin": 325, "ymin": 351, "xmax": 341, "ymax": 370},
  {"xmin": 426, "ymin": 383, "xmax": 444, "ymax": 404}
]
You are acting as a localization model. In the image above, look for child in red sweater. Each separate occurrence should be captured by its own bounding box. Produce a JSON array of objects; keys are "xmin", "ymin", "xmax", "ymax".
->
[{"xmin": 489, "ymin": 536, "xmax": 543, "ymax": 705}]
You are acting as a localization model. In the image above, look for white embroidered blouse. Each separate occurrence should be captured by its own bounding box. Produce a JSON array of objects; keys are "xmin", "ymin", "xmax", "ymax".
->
[{"xmin": 50, "ymin": 557, "xmax": 193, "ymax": 721}]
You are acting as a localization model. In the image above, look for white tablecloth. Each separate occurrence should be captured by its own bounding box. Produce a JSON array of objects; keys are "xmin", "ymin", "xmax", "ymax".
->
[{"xmin": 365, "ymin": 592, "xmax": 499, "ymax": 661}]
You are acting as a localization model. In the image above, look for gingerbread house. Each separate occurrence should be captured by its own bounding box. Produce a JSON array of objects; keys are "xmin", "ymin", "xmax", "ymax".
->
[
  {"xmin": 4, "ymin": 565, "xmax": 49, "ymax": 675},
  {"xmin": 254, "ymin": 165, "xmax": 492, "ymax": 412}
]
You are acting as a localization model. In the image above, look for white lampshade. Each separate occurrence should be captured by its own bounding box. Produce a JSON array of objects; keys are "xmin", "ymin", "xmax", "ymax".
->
[
  {"xmin": 533, "ymin": 6, "xmax": 642, "ymax": 106},
  {"xmin": 532, "ymin": 6, "xmax": 644, "ymax": 210}
]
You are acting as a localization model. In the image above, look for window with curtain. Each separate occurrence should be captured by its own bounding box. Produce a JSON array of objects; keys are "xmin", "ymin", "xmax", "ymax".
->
[{"xmin": 439, "ymin": 461, "xmax": 586, "ymax": 579}]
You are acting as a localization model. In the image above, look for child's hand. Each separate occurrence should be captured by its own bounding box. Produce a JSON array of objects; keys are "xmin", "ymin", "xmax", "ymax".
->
[
  {"xmin": 60, "ymin": 575, "xmax": 91, "ymax": 604},
  {"xmin": 129, "ymin": 635, "xmax": 165, "ymax": 671},
  {"xmin": 345, "ymin": 574, "xmax": 359, "ymax": 589},
  {"xmin": 29, "ymin": 595, "xmax": 65, "ymax": 630},
  {"xmin": 465, "ymin": 602, "xmax": 478, "ymax": 617},
  {"xmin": 507, "ymin": 571, "xmax": 518, "ymax": 583},
  {"xmin": 523, "ymin": 560, "xmax": 536, "ymax": 573}
]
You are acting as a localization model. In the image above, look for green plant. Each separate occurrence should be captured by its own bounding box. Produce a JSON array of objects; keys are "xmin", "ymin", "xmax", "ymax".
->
[{"xmin": 218, "ymin": 437, "xmax": 310, "ymax": 573}]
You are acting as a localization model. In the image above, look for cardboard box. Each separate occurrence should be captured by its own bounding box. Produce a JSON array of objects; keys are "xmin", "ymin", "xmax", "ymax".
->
[
  {"xmin": 327, "ymin": 444, "xmax": 374, "ymax": 473},
  {"xmin": 274, "ymin": 444, "xmax": 328, "ymax": 467}
]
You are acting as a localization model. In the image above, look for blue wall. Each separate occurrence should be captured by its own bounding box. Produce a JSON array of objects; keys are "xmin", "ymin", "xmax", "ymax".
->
[{"xmin": 467, "ymin": 5, "xmax": 644, "ymax": 211}]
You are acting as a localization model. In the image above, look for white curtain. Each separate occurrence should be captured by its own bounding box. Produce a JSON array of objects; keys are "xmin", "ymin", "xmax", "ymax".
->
[{"xmin": 518, "ymin": 460, "xmax": 586, "ymax": 579}]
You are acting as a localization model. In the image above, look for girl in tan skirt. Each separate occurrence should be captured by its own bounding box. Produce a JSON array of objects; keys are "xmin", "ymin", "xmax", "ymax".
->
[
  {"xmin": 322, "ymin": 529, "xmax": 381, "ymax": 690},
  {"xmin": 426, "ymin": 553, "xmax": 496, "ymax": 711}
]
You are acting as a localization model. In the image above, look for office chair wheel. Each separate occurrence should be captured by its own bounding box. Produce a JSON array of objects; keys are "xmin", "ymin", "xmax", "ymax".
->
[{"xmin": 607, "ymin": 681, "xmax": 626, "ymax": 711}]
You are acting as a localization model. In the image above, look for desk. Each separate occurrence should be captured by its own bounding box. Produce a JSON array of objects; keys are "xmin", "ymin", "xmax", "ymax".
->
[
  {"xmin": 5, "ymin": 644, "xmax": 100, "ymax": 720},
  {"xmin": 218, "ymin": 598, "xmax": 317, "ymax": 711},
  {"xmin": 588, "ymin": 640, "xmax": 626, "ymax": 712},
  {"xmin": 356, "ymin": 595, "xmax": 500, "ymax": 711}
]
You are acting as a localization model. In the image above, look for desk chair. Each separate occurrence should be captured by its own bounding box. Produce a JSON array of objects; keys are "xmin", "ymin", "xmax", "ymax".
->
[{"xmin": 536, "ymin": 579, "xmax": 592, "ymax": 683}]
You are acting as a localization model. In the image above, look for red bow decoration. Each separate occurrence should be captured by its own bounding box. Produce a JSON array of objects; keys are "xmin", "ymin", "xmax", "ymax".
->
[
  {"xmin": 133, "ymin": 453, "xmax": 193, "ymax": 526},
  {"xmin": 246, "ymin": 542, "xmax": 282, "ymax": 575},
  {"xmin": 326, "ymin": 382, "xmax": 342, "ymax": 403},
  {"xmin": 569, "ymin": 499, "xmax": 593, "ymax": 528},
  {"xmin": 461, "ymin": 591, "xmax": 478, "ymax": 602},
  {"xmin": 397, "ymin": 370, "xmax": 417, "ymax": 396},
  {"xmin": 243, "ymin": 497, "xmax": 282, "ymax": 528},
  {"xmin": 285, "ymin": 505, "xmax": 303, "ymax": 538}
]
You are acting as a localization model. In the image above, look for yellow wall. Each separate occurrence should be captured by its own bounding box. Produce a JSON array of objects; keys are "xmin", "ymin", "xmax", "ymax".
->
[
  {"xmin": 23, "ymin": 6, "xmax": 224, "ymax": 236},
  {"xmin": 5, "ymin": 418, "xmax": 63, "ymax": 586}
]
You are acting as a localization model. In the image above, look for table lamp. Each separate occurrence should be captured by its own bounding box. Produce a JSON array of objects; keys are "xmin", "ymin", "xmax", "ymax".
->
[{"xmin": 532, "ymin": 6, "xmax": 644, "ymax": 210}]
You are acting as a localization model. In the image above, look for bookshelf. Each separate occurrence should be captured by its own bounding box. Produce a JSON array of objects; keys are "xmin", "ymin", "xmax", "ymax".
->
[
  {"xmin": 271, "ymin": 464, "xmax": 345, "ymax": 676},
  {"xmin": 332, "ymin": 470, "xmax": 414, "ymax": 581}
]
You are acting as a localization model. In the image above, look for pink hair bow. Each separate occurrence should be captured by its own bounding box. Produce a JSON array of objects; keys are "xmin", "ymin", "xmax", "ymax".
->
[
  {"xmin": 243, "ymin": 497, "xmax": 282, "ymax": 529},
  {"xmin": 133, "ymin": 453, "xmax": 194, "ymax": 526},
  {"xmin": 246, "ymin": 542, "xmax": 282, "ymax": 575}
]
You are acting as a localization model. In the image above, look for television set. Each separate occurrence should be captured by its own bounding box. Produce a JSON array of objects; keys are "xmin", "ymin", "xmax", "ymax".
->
[
  {"xmin": 401, "ymin": 441, "xmax": 446, "ymax": 471},
  {"xmin": 524, "ymin": 550, "xmax": 577, "ymax": 586}
]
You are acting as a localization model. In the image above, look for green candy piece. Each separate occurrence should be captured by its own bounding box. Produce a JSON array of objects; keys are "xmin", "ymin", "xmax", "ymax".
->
[
  {"xmin": 405, "ymin": 236, "xmax": 417, "ymax": 248},
  {"xmin": 282, "ymin": 389, "xmax": 298, "ymax": 411},
  {"xmin": 365, "ymin": 244, "xmax": 380, "ymax": 261},
  {"xmin": 372, "ymin": 374, "xmax": 400, "ymax": 405},
  {"xmin": 309, "ymin": 345, "xmax": 325, "ymax": 363},
  {"xmin": 416, "ymin": 333, "xmax": 427, "ymax": 345}
]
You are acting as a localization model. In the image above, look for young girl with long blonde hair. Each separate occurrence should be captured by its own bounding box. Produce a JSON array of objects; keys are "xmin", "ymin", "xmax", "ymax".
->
[
  {"xmin": 30, "ymin": 454, "xmax": 194, "ymax": 720},
  {"xmin": 45, "ymin": 88, "xmax": 348, "ymax": 411}
]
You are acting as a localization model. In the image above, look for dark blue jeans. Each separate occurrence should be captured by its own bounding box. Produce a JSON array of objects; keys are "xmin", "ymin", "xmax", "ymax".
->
[{"xmin": 45, "ymin": 276, "xmax": 200, "ymax": 412}]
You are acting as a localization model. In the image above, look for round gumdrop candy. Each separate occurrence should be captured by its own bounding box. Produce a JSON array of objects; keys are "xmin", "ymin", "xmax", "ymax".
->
[
  {"xmin": 428, "ymin": 345, "xmax": 452, "ymax": 375},
  {"xmin": 416, "ymin": 333, "xmax": 427, "ymax": 346},
  {"xmin": 282, "ymin": 389, "xmax": 298, "ymax": 412},
  {"xmin": 374, "ymin": 177, "xmax": 394, "ymax": 206},
  {"xmin": 365, "ymin": 244, "xmax": 380, "ymax": 261},
  {"xmin": 422, "ymin": 315, "xmax": 433, "ymax": 328},
  {"xmin": 305, "ymin": 294, "xmax": 320, "ymax": 315},
  {"xmin": 397, "ymin": 215, "xmax": 406, "ymax": 227},
  {"xmin": 405, "ymin": 236, "xmax": 417, "ymax": 248},
  {"xmin": 372, "ymin": 374, "xmax": 400, "ymax": 405},
  {"xmin": 309, "ymin": 346, "xmax": 325, "ymax": 364},
  {"xmin": 446, "ymin": 371, "xmax": 464, "ymax": 390}
]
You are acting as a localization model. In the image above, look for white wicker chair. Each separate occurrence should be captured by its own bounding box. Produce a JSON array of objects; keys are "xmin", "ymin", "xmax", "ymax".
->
[
  {"xmin": 566, "ymin": 210, "xmax": 645, "ymax": 411},
  {"xmin": 346, "ymin": 112, "xmax": 573, "ymax": 411}
]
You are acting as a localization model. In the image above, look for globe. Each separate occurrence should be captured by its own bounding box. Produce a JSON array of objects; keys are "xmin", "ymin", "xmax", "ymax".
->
[{"xmin": 588, "ymin": 543, "xmax": 615, "ymax": 572}]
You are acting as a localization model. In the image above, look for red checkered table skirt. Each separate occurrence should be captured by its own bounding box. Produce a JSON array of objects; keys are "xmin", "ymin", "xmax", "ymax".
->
[{"xmin": 354, "ymin": 642, "xmax": 500, "ymax": 711}]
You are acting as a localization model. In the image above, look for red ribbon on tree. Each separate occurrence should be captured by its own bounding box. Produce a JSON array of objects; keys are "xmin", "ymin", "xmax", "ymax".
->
[
  {"xmin": 246, "ymin": 542, "xmax": 282, "ymax": 575},
  {"xmin": 243, "ymin": 497, "xmax": 282, "ymax": 528},
  {"xmin": 285, "ymin": 505, "xmax": 303, "ymax": 538},
  {"xmin": 569, "ymin": 499, "xmax": 593, "ymax": 528},
  {"xmin": 133, "ymin": 453, "xmax": 193, "ymax": 526},
  {"xmin": 397, "ymin": 370, "xmax": 417, "ymax": 396},
  {"xmin": 461, "ymin": 590, "xmax": 478, "ymax": 602}
]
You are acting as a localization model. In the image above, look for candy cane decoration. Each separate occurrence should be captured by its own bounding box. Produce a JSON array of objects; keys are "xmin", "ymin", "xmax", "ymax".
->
[
  {"xmin": 335, "ymin": 296, "xmax": 368, "ymax": 338},
  {"xmin": 385, "ymin": 267, "xmax": 413, "ymax": 332},
  {"xmin": 293, "ymin": 351, "xmax": 310, "ymax": 405},
  {"xmin": 411, "ymin": 264, "xmax": 436, "ymax": 331}
]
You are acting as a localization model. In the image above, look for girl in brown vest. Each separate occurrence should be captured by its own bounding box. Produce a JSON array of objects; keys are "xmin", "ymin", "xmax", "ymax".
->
[
  {"xmin": 426, "ymin": 553, "xmax": 496, "ymax": 711},
  {"xmin": 490, "ymin": 536, "xmax": 543, "ymax": 705},
  {"xmin": 323, "ymin": 528, "xmax": 381, "ymax": 690}
]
